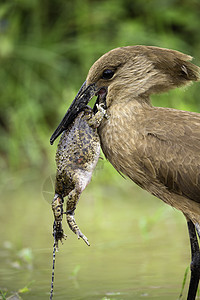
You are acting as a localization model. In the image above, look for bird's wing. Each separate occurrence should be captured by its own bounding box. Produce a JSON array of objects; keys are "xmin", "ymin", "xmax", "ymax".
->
[{"xmin": 139, "ymin": 107, "xmax": 200, "ymax": 203}]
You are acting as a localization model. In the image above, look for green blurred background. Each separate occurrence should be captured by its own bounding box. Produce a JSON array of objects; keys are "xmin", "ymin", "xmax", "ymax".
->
[{"xmin": 1, "ymin": 0, "xmax": 200, "ymax": 299}]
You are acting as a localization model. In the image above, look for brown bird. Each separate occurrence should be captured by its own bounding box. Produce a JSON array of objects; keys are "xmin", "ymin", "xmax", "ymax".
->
[{"xmin": 50, "ymin": 46, "xmax": 200, "ymax": 300}]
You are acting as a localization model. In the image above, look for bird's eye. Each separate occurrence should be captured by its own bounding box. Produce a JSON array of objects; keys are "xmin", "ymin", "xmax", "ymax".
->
[{"xmin": 102, "ymin": 69, "xmax": 114, "ymax": 80}]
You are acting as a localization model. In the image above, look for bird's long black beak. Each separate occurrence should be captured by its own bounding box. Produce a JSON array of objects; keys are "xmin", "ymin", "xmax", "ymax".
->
[{"xmin": 50, "ymin": 81, "xmax": 96, "ymax": 145}]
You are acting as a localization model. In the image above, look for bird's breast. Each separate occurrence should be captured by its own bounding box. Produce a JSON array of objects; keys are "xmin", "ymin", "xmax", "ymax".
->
[{"xmin": 98, "ymin": 103, "xmax": 147, "ymax": 183}]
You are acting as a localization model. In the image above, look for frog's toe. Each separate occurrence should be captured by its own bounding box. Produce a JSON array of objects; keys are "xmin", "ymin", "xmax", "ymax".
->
[
  {"xmin": 54, "ymin": 232, "xmax": 67, "ymax": 250},
  {"xmin": 53, "ymin": 222, "xmax": 67, "ymax": 249},
  {"xmin": 66, "ymin": 214, "xmax": 90, "ymax": 246},
  {"xmin": 77, "ymin": 230, "xmax": 90, "ymax": 246},
  {"xmin": 96, "ymin": 103, "xmax": 106, "ymax": 114}
]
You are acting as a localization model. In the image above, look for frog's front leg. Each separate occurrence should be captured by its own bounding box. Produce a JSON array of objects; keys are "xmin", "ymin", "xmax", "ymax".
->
[
  {"xmin": 66, "ymin": 189, "xmax": 90, "ymax": 246},
  {"xmin": 52, "ymin": 194, "xmax": 67, "ymax": 249},
  {"xmin": 88, "ymin": 103, "xmax": 107, "ymax": 128}
]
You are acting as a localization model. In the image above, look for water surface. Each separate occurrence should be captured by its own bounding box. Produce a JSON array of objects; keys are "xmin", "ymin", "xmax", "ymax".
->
[{"xmin": 0, "ymin": 168, "xmax": 191, "ymax": 299}]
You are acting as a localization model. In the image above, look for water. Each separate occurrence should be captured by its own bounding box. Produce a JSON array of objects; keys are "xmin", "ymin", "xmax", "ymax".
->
[{"xmin": 0, "ymin": 169, "xmax": 191, "ymax": 299}]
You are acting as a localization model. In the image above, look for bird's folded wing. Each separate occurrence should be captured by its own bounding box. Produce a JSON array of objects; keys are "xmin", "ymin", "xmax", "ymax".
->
[{"xmin": 140, "ymin": 107, "xmax": 200, "ymax": 203}]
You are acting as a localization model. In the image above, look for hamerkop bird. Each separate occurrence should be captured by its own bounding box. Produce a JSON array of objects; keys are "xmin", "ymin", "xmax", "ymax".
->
[{"xmin": 50, "ymin": 46, "xmax": 200, "ymax": 299}]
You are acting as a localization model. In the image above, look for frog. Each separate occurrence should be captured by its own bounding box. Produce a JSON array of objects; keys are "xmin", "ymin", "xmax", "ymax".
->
[{"xmin": 52, "ymin": 103, "xmax": 107, "ymax": 249}]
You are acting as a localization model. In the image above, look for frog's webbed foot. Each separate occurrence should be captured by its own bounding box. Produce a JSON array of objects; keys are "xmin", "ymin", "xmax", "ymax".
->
[
  {"xmin": 66, "ymin": 213, "xmax": 90, "ymax": 246},
  {"xmin": 53, "ymin": 221, "xmax": 67, "ymax": 250}
]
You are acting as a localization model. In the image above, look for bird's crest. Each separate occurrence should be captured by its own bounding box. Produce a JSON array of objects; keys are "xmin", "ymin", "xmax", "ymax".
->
[{"xmin": 87, "ymin": 46, "xmax": 200, "ymax": 99}]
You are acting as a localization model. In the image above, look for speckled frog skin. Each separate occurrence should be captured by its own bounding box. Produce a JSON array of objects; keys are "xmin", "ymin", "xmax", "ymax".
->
[{"xmin": 52, "ymin": 105, "xmax": 106, "ymax": 248}]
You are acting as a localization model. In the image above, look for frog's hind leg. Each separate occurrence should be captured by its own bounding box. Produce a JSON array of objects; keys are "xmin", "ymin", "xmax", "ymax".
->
[
  {"xmin": 66, "ymin": 185, "xmax": 90, "ymax": 246},
  {"xmin": 52, "ymin": 194, "xmax": 67, "ymax": 249}
]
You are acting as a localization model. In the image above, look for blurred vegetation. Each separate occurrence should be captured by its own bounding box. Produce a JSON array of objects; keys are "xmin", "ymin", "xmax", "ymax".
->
[
  {"xmin": 1, "ymin": 3, "xmax": 199, "ymax": 297},
  {"xmin": 0, "ymin": 0, "xmax": 200, "ymax": 179}
]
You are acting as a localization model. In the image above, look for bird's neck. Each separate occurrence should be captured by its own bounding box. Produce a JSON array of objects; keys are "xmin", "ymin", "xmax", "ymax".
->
[
  {"xmin": 98, "ymin": 98, "xmax": 150, "ymax": 166},
  {"xmin": 106, "ymin": 83, "xmax": 152, "ymax": 109}
]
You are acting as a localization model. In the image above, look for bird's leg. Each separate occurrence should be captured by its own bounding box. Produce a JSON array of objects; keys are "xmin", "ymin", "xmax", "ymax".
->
[
  {"xmin": 66, "ymin": 189, "xmax": 90, "ymax": 246},
  {"xmin": 52, "ymin": 194, "xmax": 67, "ymax": 250},
  {"xmin": 87, "ymin": 103, "xmax": 107, "ymax": 128},
  {"xmin": 187, "ymin": 220, "xmax": 200, "ymax": 300}
]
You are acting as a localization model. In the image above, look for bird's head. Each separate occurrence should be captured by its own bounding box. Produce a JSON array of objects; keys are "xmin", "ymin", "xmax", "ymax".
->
[{"xmin": 50, "ymin": 46, "xmax": 200, "ymax": 144}]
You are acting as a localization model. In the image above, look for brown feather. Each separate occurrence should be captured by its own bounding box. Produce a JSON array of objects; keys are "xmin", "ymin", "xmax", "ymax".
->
[{"xmin": 86, "ymin": 45, "xmax": 200, "ymax": 224}]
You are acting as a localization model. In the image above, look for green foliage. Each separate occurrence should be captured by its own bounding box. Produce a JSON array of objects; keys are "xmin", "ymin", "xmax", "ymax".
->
[
  {"xmin": 0, "ymin": 242, "xmax": 33, "ymax": 299},
  {"xmin": 17, "ymin": 247, "xmax": 33, "ymax": 267},
  {"xmin": 18, "ymin": 281, "xmax": 34, "ymax": 294},
  {"xmin": 0, "ymin": 0, "xmax": 200, "ymax": 175},
  {"xmin": 69, "ymin": 264, "xmax": 81, "ymax": 289},
  {"xmin": 0, "ymin": 289, "xmax": 7, "ymax": 300},
  {"xmin": 3, "ymin": 241, "xmax": 33, "ymax": 270},
  {"xmin": 179, "ymin": 266, "xmax": 199, "ymax": 299},
  {"xmin": 139, "ymin": 207, "xmax": 166, "ymax": 239},
  {"xmin": 0, "ymin": 283, "xmax": 33, "ymax": 299},
  {"xmin": 178, "ymin": 266, "xmax": 189, "ymax": 299},
  {"xmin": 70, "ymin": 264, "xmax": 81, "ymax": 278}
]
